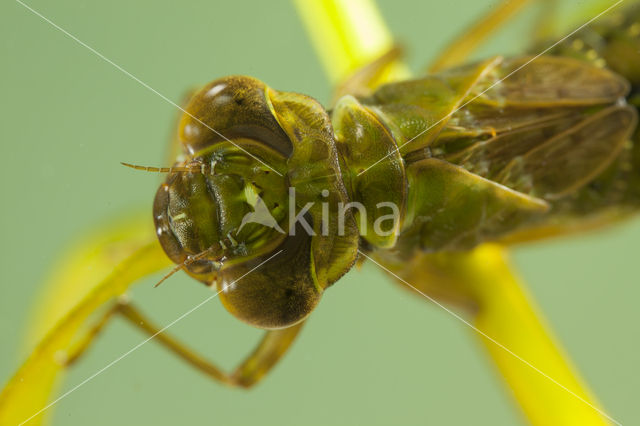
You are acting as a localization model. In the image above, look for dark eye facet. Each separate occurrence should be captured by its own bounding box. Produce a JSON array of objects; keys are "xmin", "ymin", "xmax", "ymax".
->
[
  {"xmin": 178, "ymin": 76, "xmax": 293, "ymax": 157},
  {"xmin": 217, "ymin": 231, "xmax": 321, "ymax": 329}
]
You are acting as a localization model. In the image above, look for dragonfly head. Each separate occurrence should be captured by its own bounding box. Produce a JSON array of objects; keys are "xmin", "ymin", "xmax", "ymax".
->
[
  {"xmin": 152, "ymin": 76, "xmax": 359, "ymax": 329},
  {"xmin": 152, "ymin": 144, "xmax": 289, "ymax": 281}
]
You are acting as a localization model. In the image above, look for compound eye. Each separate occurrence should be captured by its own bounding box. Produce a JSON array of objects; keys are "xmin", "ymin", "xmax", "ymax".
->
[
  {"xmin": 216, "ymin": 233, "xmax": 321, "ymax": 329},
  {"xmin": 217, "ymin": 273, "xmax": 320, "ymax": 329},
  {"xmin": 154, "ymin": 182, "xmax": 186, "ymax": 264},
  {"xmin": 153, "ymin": 170, "xmax": 224, "ymax": 283},
  {"xmin": 178, "ymin": 76, "xmax": 293, "ymax": 157}
]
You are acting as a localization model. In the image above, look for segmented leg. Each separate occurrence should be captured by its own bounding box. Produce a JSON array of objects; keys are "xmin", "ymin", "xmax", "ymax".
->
[
  {"xmin": 532, "ymin": 0, "xmax": 558, "ymax": 43},
  {"xmin": 428, "ymin": 0, "xmax": 533, "ymax": 72},
  {"xmin": 63, "ymin": 299, "xmax": 305, "ymax": 388},
  {"xmin": 63, "ymin": 303, "xmax": 121, "ymax": 366},
  {"xmin": 331, "ymin": 45, "xmax": 404, "ymax": 102}
]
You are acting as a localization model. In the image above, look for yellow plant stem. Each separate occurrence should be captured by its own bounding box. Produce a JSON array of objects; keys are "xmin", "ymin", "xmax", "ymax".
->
[
  {"xmin": 377, "ymin": 245, "xmax": 611, "ymax": 425},
  {"xmin": 294, "ymin": 0, "xmax": 612, "ymax": 424},
  {"xmin": 293, "ymin": 0, "xmax": 409, "ymax": 85},
  {"xmin": 428, "ymin": 0, "xmax": 533, "ymax": 72},
  {"xmin": 461, "ymin": 246, "xmax": 610, "ymax": 425},
  {"xmin": 0, "ymin": 215, "xmax": 171, "ymax": 426}
]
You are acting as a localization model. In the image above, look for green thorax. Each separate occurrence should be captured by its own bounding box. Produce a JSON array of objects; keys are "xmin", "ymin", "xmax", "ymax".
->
[{"xmin": 333, "ymin": 55, "xmax": 635, "ymax": 258}]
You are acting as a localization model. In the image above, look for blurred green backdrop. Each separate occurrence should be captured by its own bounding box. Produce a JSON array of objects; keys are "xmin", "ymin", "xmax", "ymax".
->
[{"xmin": 1, "ymin": 0, "xmax": 638, "ymax": 425}]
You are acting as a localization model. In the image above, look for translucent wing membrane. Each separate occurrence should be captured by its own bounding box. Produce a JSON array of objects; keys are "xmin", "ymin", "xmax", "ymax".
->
[
  {"xmin": 417, "ymin": 56, "xmax": 637, "ymax": 203},
  {"xmin": 443, "ymin": 106, "xmax": 637, "ymax": 200},
  {"xmin": 474, "ymin": 56, "xmax": 630, "ymax": 106},
  {"xmin": 443, "ymin": 112, "xmax": 586, "ymax": 176},
  {"xmin": 497, "ymin": 106, "xmax": 637, "ymax": 199}
]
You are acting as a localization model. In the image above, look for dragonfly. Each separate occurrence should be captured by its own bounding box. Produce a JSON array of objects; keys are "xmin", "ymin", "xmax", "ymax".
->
[
  {"xmin": 2, "ymin": 0, "xmax": 639, "ymax": 425},
  {"xmin": 125, "ymin": 0, "xmax": 640, "ymax": 371}
]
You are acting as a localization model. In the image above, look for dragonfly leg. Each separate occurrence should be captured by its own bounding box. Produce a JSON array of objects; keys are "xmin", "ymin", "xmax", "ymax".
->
[
  {"xmin": 63, "ymin": 302, "xmax": 121, "ymax": 366},
  {"xmin": 532, "ymin": 0, "xmax": 558, "ymax": 45},
  {"xmin": 63, "ymin": 299, "xmax": 306, "ymax": 388},
  {"xmin": 428, "ymin": 0, "xmax": 534, "ymax": 72},
  {"xmin": 331, "ymin": 45, "xmax": 404, "ymax": 103}
]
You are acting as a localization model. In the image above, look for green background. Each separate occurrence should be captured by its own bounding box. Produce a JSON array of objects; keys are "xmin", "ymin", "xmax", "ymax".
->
[{"xmin": 1, "ymin": 0, "xmax": 638, "ymax": 425}]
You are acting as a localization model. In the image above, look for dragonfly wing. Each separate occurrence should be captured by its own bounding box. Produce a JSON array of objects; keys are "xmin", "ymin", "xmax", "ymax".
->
[
  {"xmin": 475, "ymin": 56, "xmax": 630, "ymax": 106},
  {"xmin": 361, "ymin": 57, "xmax": 502, "ymax": 154},
  {"xmin": 496, "ymin": 105, "xmax": 637, "ymax": 200},
  {"xmin": 443, "ymin": 112, "xmax": 585, "ymax": 178},
  {"xmin": 400, "ymin": 158, "xmax": 549, "ymax": 252}
]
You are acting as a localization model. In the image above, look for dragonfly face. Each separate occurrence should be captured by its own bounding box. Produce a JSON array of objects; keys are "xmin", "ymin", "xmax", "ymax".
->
[{"xmin": 151, "ymin": 76, "xmax": 359, "ymax": 329}]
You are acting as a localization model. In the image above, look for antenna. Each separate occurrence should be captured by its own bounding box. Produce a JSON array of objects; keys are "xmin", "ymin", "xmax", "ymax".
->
[
  {"xmin": 121, "ymin": 162, "xmax": 214, "ymax": 175},
  {"xmin": 153, "ymin": 245, "xmax": 218, "ymax": 288}
]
